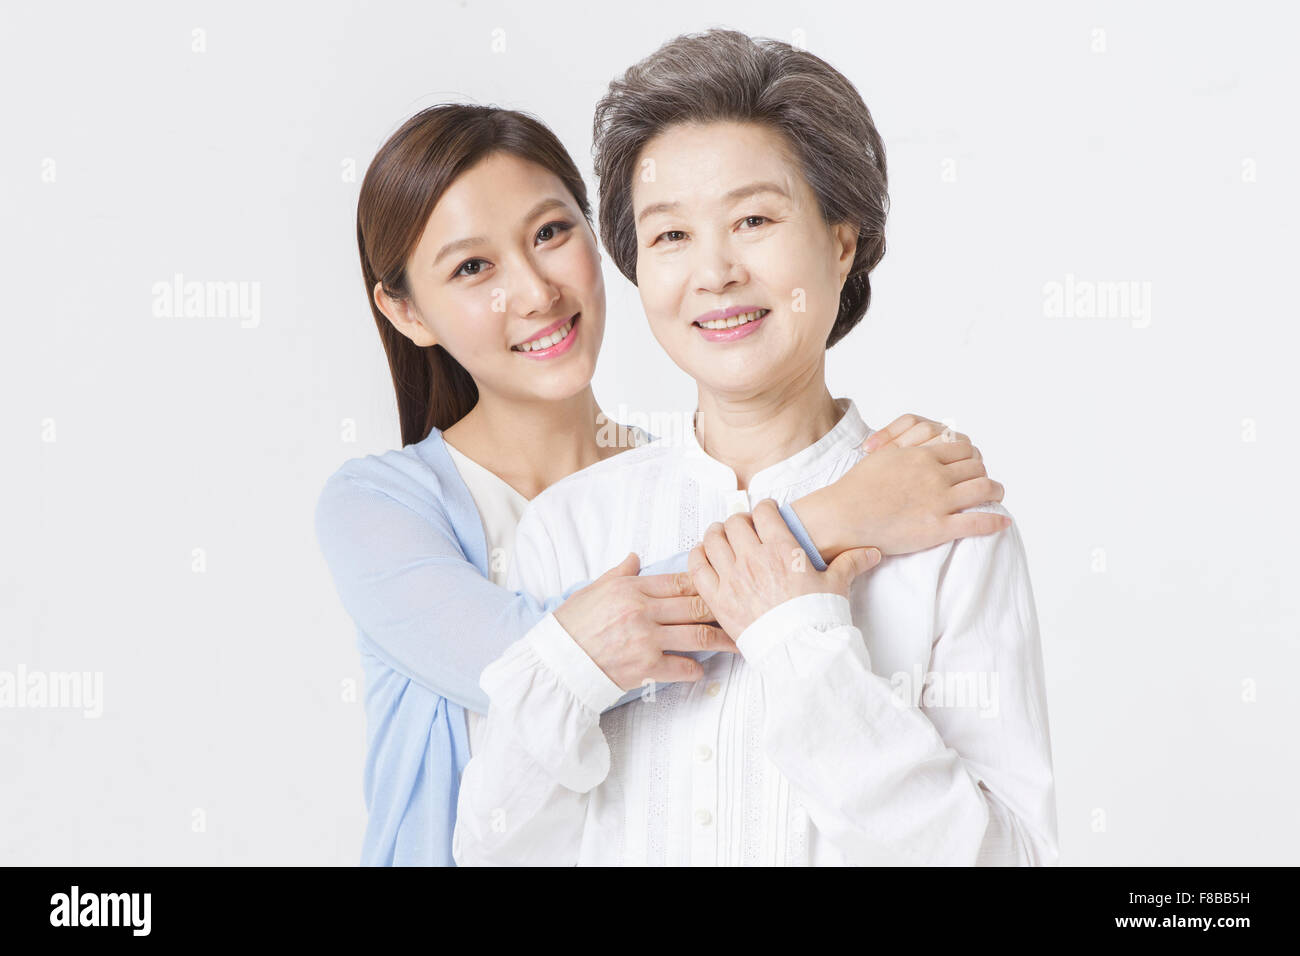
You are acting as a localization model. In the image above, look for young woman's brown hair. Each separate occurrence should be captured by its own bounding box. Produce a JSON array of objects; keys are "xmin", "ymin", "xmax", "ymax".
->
[
  {"xmin": 357, "ymin": 105, "xmax": 594, "ymax": 445},
  {"xmin": 592, "ymin": 29, "xmax": 888, "ymax": 348}
]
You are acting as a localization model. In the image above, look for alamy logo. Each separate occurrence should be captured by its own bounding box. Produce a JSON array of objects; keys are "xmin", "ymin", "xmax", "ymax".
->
[
  {"xmin": 1042, "ymin": 273, "xmax": 1151, "ymax": 328},
  {"xmin": 49, "ymin": 886, "xmax": 151, "ymax": 936},
  {"xmin": 151, "ymin": 272, "xmax": 261, "ymax": 328},
  {"xmin": 0, "ymin": 665, "xmax": 102, "ymax": 718}
]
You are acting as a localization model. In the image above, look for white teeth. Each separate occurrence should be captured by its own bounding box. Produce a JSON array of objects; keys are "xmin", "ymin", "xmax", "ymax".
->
[
  {"xmin": 697, "ymin": 309, "xmax": 767, "ymax": 330},
  {"xmin": 515, "ymin": 317, "xmax": 574, "ymax": 352}
]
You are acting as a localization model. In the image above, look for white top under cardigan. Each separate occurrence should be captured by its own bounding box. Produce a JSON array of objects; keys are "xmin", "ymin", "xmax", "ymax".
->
[
  {"xmin": 452, "ymin": 397, "xmax": 1060, "ymax": 866},
  {"xmin": 442, "ymin": 441, "xmax": 530, "ymax": 757}
]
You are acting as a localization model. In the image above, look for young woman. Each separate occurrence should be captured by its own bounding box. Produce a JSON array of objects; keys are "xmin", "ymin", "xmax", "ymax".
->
[
  {"xmin": 316, "ymin": 104, "xmax": 1009, "ymax": 866},
  {"xmin": 452, "ymin": 31, "xmax": 1057, "ymax": 866}
]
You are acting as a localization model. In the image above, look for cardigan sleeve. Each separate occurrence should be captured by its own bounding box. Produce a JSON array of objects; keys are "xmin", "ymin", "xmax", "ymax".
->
[{"xmin": 314, "ymin": 464, "xmax": 700, "ymax": 716}]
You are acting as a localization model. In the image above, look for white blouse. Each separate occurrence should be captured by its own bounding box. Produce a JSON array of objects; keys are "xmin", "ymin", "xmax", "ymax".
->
[
  {"xmin": 442, "ymin": 441, "xmax": 529, "ymax": 755},
  {"xmin": 452, "ymin": 398, "xmax": 1059, "ymax": 866}
]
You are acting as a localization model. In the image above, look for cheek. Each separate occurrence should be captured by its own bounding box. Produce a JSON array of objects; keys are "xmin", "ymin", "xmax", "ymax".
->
[
  {"xmin": 557, "ymin": 237, "xmax": 603, "ymax": 299},
  {"xmin": 636, "ymin": 257, "xmax": 683, "ymax": 324},
  {"xmin": 768, "ymin": 243, "xmax": 840, "ymax": 327},
  {"xmin": 431, "ymin": 289, "xmax": 506, "ymax": 358}
]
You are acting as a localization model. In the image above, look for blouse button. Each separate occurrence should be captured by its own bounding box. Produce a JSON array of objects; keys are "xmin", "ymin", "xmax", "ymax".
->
[
  {"xmin": 695, "ymin": 744, "xmax": 713, "ymax": 763},
  {"xmin": 705, "ymin": 681, "xmax": 722, "ymax": 698},
  {"xmin": 695, "ymin": 808, "xmax": 713, "ymax": 827}
]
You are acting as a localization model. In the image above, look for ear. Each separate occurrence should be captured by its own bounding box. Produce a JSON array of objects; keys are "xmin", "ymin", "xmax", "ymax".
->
[
  {"xmin": 373, "ymin": 281, "xmax": 438, "ymax": 348},
  {"xmin": 831, "ymin": 223, "xmax": 858, "ymax": 285}
]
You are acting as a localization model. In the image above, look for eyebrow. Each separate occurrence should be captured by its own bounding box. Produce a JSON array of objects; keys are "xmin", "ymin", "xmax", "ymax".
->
[
  {"xmin": 432, "ymin": 197, "xmax": 572, "ymax": 267},
  {"xmin": 636, "ymin": 181, "xmax": 790, "ymax": 225}
]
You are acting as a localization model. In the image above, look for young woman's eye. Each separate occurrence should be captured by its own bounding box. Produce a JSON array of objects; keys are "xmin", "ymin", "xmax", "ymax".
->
[
  {"xmin": 654, "ymin": 230, "xmax": 687, "ymax": 244},
  {"xmin": 452, "ymin": 258, "xmax": 489, "ymax": 279},
  {"xmin": 535, "ymin": 220, "xmax": 574, "ymax": 244},
  {"xmin": 739, "ymin": 215, "xmax": 770, "ymax": 229}
]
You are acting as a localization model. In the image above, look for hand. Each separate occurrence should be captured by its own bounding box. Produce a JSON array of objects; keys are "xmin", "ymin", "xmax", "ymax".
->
[
  {"xmin": 688, "ymin": 499, "xmax": 883, "ymax": 640},
  {"xmin": 860, "ymin": 412, "xmax": 971, "ymax": 454},
  {"xmin": 793, "ymin": 412, "xmax": 1010, "ymax": 559},
  {"xmin": 554, "ymin": 552, "xmax": 738, "ymax": 691}
]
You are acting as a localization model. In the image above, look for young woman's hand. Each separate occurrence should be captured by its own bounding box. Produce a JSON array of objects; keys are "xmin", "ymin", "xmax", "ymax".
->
[
  {"xmin": 791, "ymin": 413, "xmax": 1010, "ymax": 561},
  {"xmin": 689, "ymin": 499, "xmax": 882, "ymax": 640},
  {"xmin": 553, "ymin": 553, "xmax": 737, "ymax": 690}
]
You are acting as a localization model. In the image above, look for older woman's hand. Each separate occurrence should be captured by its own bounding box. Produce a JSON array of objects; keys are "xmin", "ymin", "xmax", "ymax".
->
[
  {"xmin": 555, "ymin": 553, "xmax": 738, "ymax": 690},
  {"xmin": 688, "ymin": 499, "xmax": 882, "ymax": 640}
]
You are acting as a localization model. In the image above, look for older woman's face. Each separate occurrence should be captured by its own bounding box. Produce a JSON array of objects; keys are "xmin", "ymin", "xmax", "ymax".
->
[{"xmin": 631, "ymin": 121, "xmax": 856, "ymax": 401}]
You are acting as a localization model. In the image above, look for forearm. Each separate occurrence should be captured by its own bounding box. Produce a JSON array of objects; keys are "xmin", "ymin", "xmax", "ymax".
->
[
  {"xmin": 453, "ymin": 731, "xmax": 589, "ymax": 867},
  {"xmin": 738, "ymin": 593, "xmax": 1045, "ymax": 865},
  {"xmin": 452, "ymin": 613, "xmax": 621, "ymax": 865}
]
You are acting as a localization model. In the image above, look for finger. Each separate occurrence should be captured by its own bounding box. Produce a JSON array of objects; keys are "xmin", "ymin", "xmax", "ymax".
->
[
  {"xmin": 722, "ymin": 511, "xmax": 761, "ymax": 552},
  {"xmin": 687, "ymin": 543, "xmax": 720, "ymax": 600},
  {"xmin": 702, "ymin": 521, "xmax": 735, "ymax": 572},
  {"xmin": 648, "ymin": 593, "xmax": 715, "ymax": 625},
  {"xmin": 750, "ymin": 498, "xmax": 798, "ymax": 547},
  {"xmin": 941, "ymin": 510, "xmax": 1013, "ymax": 541},
  {"xmin": 892, "ymin": 418, "xmax": 951, "ymax": 448},
  {"xmin": 637, "ymin": 569, "xmax": 699, "ymax": 598},
  {"xmin": 657, "ymin": 623, "xmax": 739, "ymax": 655},
  {"xmin": 640, "ymin": 653, "xmax": 704, "ymax": 686},
  {"xmin": 921, "ymin": 429, "xmax": 968, "ymax": 447},
  {"xmin": 860, "ymin": 413, "xmax": 920, "ymax": 452},
  {"xmin": 931, "ymin": 437, "xmax": 975, "ymax": 465},
  {"xmin": 825, "ymin": 546, "xmax": 882, "ymax": 591},
  {"xmin": 948, "ymin": 476, "xmax": 1005, "ymax": 510},
  {"xmin": 943, "ymin": 456, "xmax": 988, "ymax": 485},
  {"xmin": 595, "ymin": 551, "xmax": 641, "ymax": 581},
  {"xmin": 687, "ymin": 542, "xmax": 708, "ymax": 575}
]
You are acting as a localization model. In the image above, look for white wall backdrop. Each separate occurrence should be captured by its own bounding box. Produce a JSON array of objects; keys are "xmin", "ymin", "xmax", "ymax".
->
[{"xmin": 2, "ymin": 0, "xmax": 1296, "ymax": 865}]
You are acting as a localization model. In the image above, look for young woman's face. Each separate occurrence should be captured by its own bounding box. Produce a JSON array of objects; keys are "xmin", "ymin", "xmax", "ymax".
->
[
  {"xmin": 380, "ymin": 152, "xmax": 605, "ymax": 404},
  {"xmin": 631, "ymin": 121, "xmax": 857, "ymax": 401}
]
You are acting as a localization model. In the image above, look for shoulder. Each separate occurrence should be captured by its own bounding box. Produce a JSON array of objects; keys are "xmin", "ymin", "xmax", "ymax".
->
[
  {"xmin": 510, "ymin": 440, "xmax": 674, "ymax": 570},
  {"xmin": 315, "ymin": 432, "xmax": 462, "ymax": 534},
  {"xmin": 929, "ymin": 499, "xmax": 1031, "ymax": 589},
  {"xmin": 865, "ymin": 499, "xmax": 1024, "ymax": 589},
  {"xmin": 526, "ymin": 440, "xmax": 675, "ymax": 523}
]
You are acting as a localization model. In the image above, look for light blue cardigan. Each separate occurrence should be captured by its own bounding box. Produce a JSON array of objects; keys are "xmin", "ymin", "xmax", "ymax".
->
[{"xmin": 314, "ymin": 425, "xmax": 824, "ymax": 866}]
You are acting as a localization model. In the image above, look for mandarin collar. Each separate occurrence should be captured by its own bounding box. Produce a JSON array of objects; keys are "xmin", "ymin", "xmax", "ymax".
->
[{"xmin": 677, "ymin": 397, "xmax": 872, "ymax": 496}]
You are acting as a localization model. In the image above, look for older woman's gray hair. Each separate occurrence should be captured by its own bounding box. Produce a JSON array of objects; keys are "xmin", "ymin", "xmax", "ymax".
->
[{"xmin": 592, "ymin": 28, "xmax": 889, "ymax": 348}]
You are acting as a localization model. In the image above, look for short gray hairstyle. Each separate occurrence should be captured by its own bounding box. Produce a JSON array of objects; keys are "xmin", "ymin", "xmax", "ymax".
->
[{"xmin": 592, "ymin": 28, "xmax": 889, "ymax": 347}]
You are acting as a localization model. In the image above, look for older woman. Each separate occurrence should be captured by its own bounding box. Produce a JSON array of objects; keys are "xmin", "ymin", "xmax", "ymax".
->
[{"xmin": 452, "ymin": 29, "xmax": 1057, "ymax": 866}]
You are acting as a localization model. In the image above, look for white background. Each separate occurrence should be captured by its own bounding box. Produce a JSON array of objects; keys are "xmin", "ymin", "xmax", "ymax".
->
[{"xmin": 2, "ymin": 0, "xmax": 1296, "ymax": 865}]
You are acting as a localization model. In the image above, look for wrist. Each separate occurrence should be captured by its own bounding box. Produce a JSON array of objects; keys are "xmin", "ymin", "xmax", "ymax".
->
[{"xmin": 788, "ymin": 487, "xmax": 850, "ymax": 565}]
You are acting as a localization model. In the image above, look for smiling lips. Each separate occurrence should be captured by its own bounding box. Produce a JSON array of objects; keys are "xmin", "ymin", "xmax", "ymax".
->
[
  {"xmin": 511, "ymin": 313, "xmax": 580, "ymax": 358},
  {"xmin": 692, "ymin": 306, "xmax": 770, "ymax": 342}
]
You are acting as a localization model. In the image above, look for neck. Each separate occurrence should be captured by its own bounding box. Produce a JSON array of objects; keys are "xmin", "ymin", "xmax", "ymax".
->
[
  {"xmin": 443, "ymin": 386, "xmax": 623, "ymax": 500},
  {"xmin": 693, "ymin": 360, "xmax": 842, "ymax": 491}
]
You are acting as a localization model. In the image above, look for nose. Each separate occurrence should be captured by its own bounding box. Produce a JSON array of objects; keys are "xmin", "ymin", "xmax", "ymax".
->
[
  {"xmin": 510, "ymin": 256, "xmax": 561, "ymax": 318},
  {"xmin": 692, "ymin": 233, "xmax": 747, "ymax": 296}
]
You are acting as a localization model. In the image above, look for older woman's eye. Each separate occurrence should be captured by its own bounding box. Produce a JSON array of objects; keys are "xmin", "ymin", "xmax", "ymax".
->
[
  {"xmin": 452, "ymin": 258, "xmax": 489, "ymax": 279},
  {"xmin": 536, "ymin": 220, "xmax": 574, "ymax": 244},
  {"xmin": 655, "ymin": 230, "xmax": 687, "ymax": 244},
  {"xmin": 740, "ymin": 216, "xmax": 770, "ymax": 229}
]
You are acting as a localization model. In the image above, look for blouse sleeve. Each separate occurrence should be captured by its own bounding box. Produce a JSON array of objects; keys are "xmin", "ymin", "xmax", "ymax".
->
[
  {"xmin": 734, "ymin": 503, "xmax": 1059, "ymax": 866},
  {"xmin": 451, "ymin": 613, "xmax": 624, "ymax": 866}
]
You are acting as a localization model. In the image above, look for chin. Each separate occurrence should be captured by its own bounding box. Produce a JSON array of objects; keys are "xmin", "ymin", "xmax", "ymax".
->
[{"xmin": 536, "ymin": 360, "xmax": 598, "ymax": 398}]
